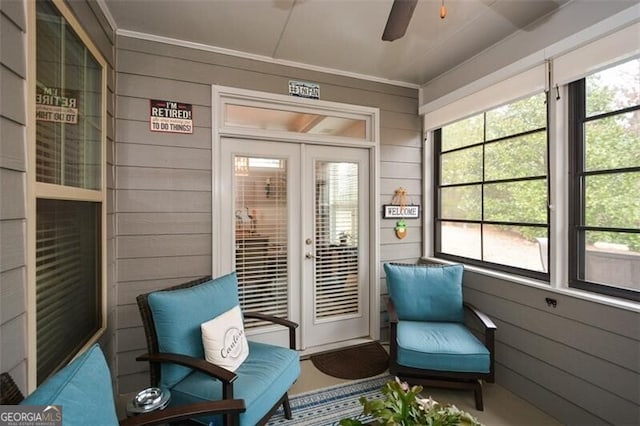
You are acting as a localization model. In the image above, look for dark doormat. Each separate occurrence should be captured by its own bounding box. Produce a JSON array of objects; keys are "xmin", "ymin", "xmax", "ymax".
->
[{"xmin": 310, "ymin": 341, "xmax": 389, "ymax": 380}]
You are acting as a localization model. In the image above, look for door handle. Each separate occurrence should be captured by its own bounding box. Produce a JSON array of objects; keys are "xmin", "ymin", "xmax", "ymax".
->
[{"xmin": 305, "ymin": 252, "xmax": 317, "ymax": 259}]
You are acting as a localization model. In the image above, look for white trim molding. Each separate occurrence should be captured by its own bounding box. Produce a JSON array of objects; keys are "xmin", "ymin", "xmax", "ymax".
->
[{"xmin": 117, "ymin": 29, "xmax": 419, "ymax": 91}]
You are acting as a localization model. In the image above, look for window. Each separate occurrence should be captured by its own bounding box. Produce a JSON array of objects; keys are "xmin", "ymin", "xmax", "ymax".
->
[
  {"xmin": 33, "ymin": 0, "xmax": 106, "ymax": 383},
  {"xmin": 569, "ymin": 58, "xmax": 640, "ymax": 301},
  {"xmin": 434, "ymin": 93, "xmax": 549, "ymax": 278},
  {"xmin": 224, "ymin": 104, "xmax": 368, "ymax": 140}
]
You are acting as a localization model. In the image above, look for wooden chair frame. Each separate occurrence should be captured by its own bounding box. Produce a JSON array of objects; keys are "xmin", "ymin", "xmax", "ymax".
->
[
  {"xmin": 0, "ymin": 372, "xmax": 245, "ymax": 426},
  {"xmin": 136, "ymin": 276, "xmax": 298, "ymax": 426},
  {"xmin": 386, "ymin": 297, "xmax": 496, "ymax": 410}
]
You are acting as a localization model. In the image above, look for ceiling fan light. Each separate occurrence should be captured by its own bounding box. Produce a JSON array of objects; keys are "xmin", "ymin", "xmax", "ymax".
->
[{"xmin": 440, "ymin": 4, "xmax": 447, "ymax": 19}]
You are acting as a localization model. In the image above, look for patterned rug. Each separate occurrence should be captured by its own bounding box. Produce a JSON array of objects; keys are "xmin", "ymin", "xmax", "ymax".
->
[{"xmin": 266, "ymin": 373, "xmax": 392, "ymax": 426}]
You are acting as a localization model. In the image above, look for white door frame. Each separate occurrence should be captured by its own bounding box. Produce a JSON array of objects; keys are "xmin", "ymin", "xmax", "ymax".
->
[{"xmin": 211, "ymin": 85, "xmax": 381, "ymax": 346}]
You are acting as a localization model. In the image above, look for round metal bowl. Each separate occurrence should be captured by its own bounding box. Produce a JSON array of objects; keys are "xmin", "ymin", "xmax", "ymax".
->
[{"xmin": 126, "ymin": 387, "xmax": 171, "ymax": 415}]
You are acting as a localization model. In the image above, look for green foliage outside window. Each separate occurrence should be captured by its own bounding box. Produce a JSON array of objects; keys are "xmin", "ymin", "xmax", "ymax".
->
[
  {"xmin": 440, "ymin": 93, "xmax": 547, "ymax": 245},
  {"xmin": 440, "ymin": 64, "xmax": 639, "ymax": 252},
  {"xmin": 584, "ymin": 61, "xmax": 640, "ymax": 251}
]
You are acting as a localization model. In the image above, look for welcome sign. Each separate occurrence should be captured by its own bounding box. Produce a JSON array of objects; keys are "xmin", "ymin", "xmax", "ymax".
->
[{"xmin": 383, "ymin": 204, "xmax": 420, "ymax": 219}]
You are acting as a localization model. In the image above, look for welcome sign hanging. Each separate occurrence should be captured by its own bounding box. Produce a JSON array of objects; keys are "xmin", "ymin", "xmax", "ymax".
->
[
  {"xmin": 383, "ymin": 187, "xmax": 420, "ymax": 240},
  {"xmin": 383, "ymin": 204, "xmax": 420, "ymax": 219}
]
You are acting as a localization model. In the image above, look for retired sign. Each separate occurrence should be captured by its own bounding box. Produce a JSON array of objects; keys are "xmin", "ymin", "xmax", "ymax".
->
[
  {"xmin": 383, "ymin": 204, "xmax": 420, "ymax": 219},
  {"xmin": 36, "ymin": 86, "xmax": 78, "ymax": 124},
  {"xmin": 149, "ymin": 99, "xmax": 193, "ymax": 134}
]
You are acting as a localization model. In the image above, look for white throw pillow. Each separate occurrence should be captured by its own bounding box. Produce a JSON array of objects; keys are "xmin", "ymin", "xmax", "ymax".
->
[{"xmin": 201, "ymin": 305, "xmax": 249, "ymax": 371}]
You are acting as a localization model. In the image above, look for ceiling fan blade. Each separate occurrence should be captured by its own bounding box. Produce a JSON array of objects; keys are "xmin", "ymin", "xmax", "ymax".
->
[{"xmin": 382, "ymin": 0, "xmax": 418, "ymax": 41}]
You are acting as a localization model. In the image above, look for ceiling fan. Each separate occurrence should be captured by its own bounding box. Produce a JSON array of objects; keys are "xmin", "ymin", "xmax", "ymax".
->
[
  {"xmin": 382, "ymin": 0, "xmax": 418, "ymax": 41},
  {"xmin": 382, "ymin": 0, "xmax": 567, "ymax": 42}
]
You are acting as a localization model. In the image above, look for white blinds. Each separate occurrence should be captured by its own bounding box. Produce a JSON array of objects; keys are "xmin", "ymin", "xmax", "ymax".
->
[
  {"xmin": 422, "ymin": 19, "xmax": 640, "ymax": 132},
  {"xmin": 234, "ymin": 157, "xmax": 289, "ymax": 327},
  {"xmin": 314, "ymin": 162, "xmax": 360, "ymax": 319},
  {"xmin": 423, "ymin": 64, "xmax": 547, "ymax": 132},
  {"xmin": 36, "ymin": 199, "xmax": 100, "ymax": 383},
  {"xmin": 554, "ymin": 22, "xmax": 640, "ymax": 86}
]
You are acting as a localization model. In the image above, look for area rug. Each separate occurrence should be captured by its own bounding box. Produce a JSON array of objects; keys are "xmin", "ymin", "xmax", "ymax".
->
[
  {"xmin": 310, "ymin": 342, "xmax": 389, "ymax": 379},
  {"xmin": 266, "ymin": 373, "xmax": 392, "ymax": 425}
]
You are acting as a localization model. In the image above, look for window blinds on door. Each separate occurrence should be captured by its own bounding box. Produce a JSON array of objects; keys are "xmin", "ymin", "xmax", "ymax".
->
[
  {"xmin": 234, "ymin": 157, "xmax": 289, "ymax": 327},
  {"xmin": 314, "ymin": 162, "xmax": 360, "ymax": 319}
]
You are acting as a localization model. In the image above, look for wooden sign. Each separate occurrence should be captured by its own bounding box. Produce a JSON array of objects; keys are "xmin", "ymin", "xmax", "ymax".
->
[{"xmin": 383, "ymin": 204, "xmax": 420, "ymax": 219}]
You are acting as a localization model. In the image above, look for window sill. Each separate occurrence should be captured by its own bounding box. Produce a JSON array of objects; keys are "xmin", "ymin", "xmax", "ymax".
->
[{"xmin": 421, "ymin": 256, "xmax": 640, "ymax": 313}]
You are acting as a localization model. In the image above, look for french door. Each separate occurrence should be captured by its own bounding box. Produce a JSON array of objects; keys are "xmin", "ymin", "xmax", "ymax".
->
[
  {"xmin": 220, "ymin": 138, "xmax": 370, "ymax": 350},
  {"xmin": 302, "ymin": 145, "xmax": 370, "ymax": 347}
]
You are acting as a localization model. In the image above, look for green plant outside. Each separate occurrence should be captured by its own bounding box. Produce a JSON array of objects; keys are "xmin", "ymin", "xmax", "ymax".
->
[{"xmin": 440, "ymin": 68, "xmax": 639, "ymax": 251}]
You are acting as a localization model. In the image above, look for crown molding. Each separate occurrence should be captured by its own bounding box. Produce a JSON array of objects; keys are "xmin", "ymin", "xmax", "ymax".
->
[{"xmin": 115, "ymin": 29, "xmax": 419, "ymax": 90}]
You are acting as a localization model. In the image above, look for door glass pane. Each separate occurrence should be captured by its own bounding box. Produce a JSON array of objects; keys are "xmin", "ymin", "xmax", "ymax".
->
[
  {"xmin": 315, "ymin": 161, "xmax": 359, "ymax": 319},
  {"xmin": 234, "ymin": 156, "xmax": 288, "ymax": 327}
]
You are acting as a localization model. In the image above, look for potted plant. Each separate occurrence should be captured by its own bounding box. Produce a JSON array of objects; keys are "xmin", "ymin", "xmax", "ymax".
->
[{"xmin": 340, "ymin": 378, "xmax": 482, "ymax": 426}]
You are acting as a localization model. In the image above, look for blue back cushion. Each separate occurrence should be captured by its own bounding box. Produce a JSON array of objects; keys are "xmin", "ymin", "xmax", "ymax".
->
[
  {"xmin": 21, "ymin": 344, "xmax": 119, "ymax": 426},
  {"xmin": 148, "ymin": 272, "xmax": 240, "ymax": 388},
  {"xmin": 384, "ymin": 263, "xmax": 464, "ymax": 322}
]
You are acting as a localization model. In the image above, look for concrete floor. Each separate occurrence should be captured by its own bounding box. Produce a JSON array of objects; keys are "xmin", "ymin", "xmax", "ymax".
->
[{"xmin": 291, "ymin": 357, "xmax": 562, "ymax": 426}]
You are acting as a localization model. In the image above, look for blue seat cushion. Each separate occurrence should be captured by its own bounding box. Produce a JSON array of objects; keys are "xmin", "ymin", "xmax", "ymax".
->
[
  {"xmin": 20, "ymin": 344, "xmax": 119, "ymax": 426},
  {"xmin": 169, "ymin": 341, "xmax": 300, "ymax": 426},
  {"xmin": 385, "ymin": 263, "xmax": 464, "ymax": 322},
  {"xmin": 148, "ymin": 272, "xmax": 240, "ymax": 388},
  {"xmin": 396, "ymin": 321, "xmax": 490, "ymax": 373}
]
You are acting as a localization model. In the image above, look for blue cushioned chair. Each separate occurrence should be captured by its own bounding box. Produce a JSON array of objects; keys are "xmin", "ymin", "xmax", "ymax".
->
[
  {"xmin": 12, "ymin": 343, "xmax": 244, "ymax": 426},
  {"xmin": 384, "ymin": 263, "xmax": 496, "ymax": 410},
  {"xmin": 136, "ymin": 273, "xmax": 300, "ymax": 426}
]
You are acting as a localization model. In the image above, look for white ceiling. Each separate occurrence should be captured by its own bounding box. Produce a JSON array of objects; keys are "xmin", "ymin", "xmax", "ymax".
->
[{"xmin": 100, "ymin": 0, "xmax": 577, "ymax": 87}]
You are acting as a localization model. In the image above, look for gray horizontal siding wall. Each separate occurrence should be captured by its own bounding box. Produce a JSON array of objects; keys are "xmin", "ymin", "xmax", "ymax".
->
[
  {"xmin": 463, "ymin": 272, "xmax": 640, "ymax": 425},
  {"xmin": 114, "ymin": 36, "xmax": 421, "ymax": 393},
  {"xmin": 0, "ymin": 0, "xmax": 27, "ymax": 395}
]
